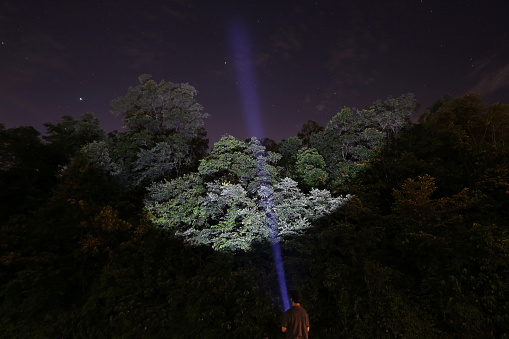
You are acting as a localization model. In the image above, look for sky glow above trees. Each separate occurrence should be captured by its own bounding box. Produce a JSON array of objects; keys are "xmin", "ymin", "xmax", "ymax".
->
[{"xmin": 1, "ymin": 0, "xmax": 508, "ymax": 145}]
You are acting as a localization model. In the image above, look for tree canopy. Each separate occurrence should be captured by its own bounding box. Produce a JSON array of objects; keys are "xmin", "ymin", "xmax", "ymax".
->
[
  {"xmin": 146, "ymin": 136, "xmax": 348, "ymax": 251},
  {"xmin": 42, "ymin": 112, "xmax": 106, "ymax": 165},
  {"xmin": 85, "ymin": 75, "xmax": 209, "ymax": 189},
  {"xmin": 1, "ymin": 88, "xmax": 508, "ymax": 337}
]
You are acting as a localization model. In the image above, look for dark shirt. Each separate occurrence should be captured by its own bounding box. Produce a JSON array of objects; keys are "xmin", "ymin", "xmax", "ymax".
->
[{"xmin": 282, "ymin": 305, "xmax": 309, "ymax": 339}]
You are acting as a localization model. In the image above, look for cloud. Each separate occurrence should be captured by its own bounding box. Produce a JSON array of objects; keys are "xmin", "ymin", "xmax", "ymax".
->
[
  {"xmin": 139, "ymin": 1, "xmax": 195, "ymax": 22},
  {"xmin": 471, "ymin": 59, "xmax": 509, "ymax": 95},
  {"xmin": 160, "ymin": 5, "xmax": 196, "ymax": 22},
  {"xmin": 125, "ymin": 45, "xmax": 160, "ymax": 69},
  {"xmin": 325, "ymin": 29, "xmax": 381, "ymax": 93},
  {"xmin": 271, "ymin": 25, "xmax": 302, "ymax": 59}
]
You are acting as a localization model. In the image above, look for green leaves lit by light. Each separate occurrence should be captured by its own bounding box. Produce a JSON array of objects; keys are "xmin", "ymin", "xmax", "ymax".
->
[{"xmin": 145, "ymin": 136, "xmax": 349, "ymax": 251}]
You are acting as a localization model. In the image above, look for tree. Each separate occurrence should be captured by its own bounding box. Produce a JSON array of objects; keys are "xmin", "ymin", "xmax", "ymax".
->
[
  {"xmin": 198, "ymin": 135, "xmax": 281, "ymax": 191},
  {"xmin": 85, "ymin": 75, "xmax": 209, "ymax": 189},
  {"xmin": 0, "ymin": 124, "xmax": 57, "ymax": 221},
  {"xmin": 389, "ymin": 174, "xmax": 509, "ymax": 336},
  {"xmin": 260, "ymin": 137, "xmax": 279, "ymax": 152},
  {"xmin": 369, "ymin": 93, "xmax": 419, "ymax": 139},
  {"xmin": 297, "ymin": 120, "xmax": 324, "ymax": 147},
  {"xmin": 308, "ymin": 94, "xmax": 417, "ymax": 191},
  {"xmin": 420, "ymin": 92, "xmax": 483, "ymax": 128},
  {"xmin": 421, "ymin": 92, "xmax": 509, "ymax": 152},
  {"xmin": 295, "ymin": 147, "xmax": 328, "ymax": 189},
  {"xmin": 110, "ymin": 74, "xmax": 207, "ymax": 140},
  {"xmin": 482, "ymin": 103, "xmax": 509, "ymax": 149},
  {"xmin": 277, "ymin": 136, "xmax": 302, "ymax": 178},
  {"xmin": 145, "ymin": 136, "xmax": 349, "ymax": 251},
  {"xmin": 311, "ymin": 107, "xmax": 383, "ymax": 189},
  {"xmin": 43, "ymin": 112, "xmax": 106, "ymax": 165},
  {"xmin": 392, "ymin": 174, "xmax": 470, "ymax": 228}
]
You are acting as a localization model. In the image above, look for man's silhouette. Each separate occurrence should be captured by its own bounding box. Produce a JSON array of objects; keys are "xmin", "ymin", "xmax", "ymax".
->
[{"xmin": 281, "ymin": 290, "xmax": 309, "ymax": 339}]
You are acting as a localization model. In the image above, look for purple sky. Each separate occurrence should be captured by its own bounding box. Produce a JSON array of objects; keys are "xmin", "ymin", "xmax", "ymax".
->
[{"xmin": 1, "ymin": 0, "xmax": 508, "ymax": 145}]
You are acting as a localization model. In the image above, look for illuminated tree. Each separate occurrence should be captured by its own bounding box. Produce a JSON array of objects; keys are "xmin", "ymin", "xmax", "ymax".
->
[
  {"xmin": 145, "ymin": 136, "xmax": 348, "ymax": 251},
  {"xmin": 295, "ymin": 147, "xmax": 328, "ymax": 189},
  {"xmin": 311, "ymin": 107, "xmax": 383, "ymax": 188},
  {"xmin": 198, "ymin": 135, "xmax": 280, "ymax": 191}
]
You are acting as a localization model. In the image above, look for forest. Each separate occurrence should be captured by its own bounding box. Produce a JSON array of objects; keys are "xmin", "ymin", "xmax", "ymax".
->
[{"xmin": 1, "ymin": 75, "xmax": 508, "ymax": 338}]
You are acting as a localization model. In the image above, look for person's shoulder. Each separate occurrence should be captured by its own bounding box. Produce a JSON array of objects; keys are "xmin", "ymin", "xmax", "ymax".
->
[
  {"xmin": 298, "ymin": 305, "xmax": 309, "ymax": 314},
  {"xmin": 284, "ymin": 306, "xmax": 298, "ymax": 314}
]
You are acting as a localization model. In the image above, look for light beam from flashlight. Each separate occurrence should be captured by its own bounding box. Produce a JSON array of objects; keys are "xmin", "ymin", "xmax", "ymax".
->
[{"xmin": 228, "ymin": 19, "xmax": 291, "ymax": 312}]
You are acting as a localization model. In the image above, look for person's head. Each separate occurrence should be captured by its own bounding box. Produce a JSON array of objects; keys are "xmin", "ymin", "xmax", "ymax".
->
[{"xmin": 290, "ymin": 290, "xmax": 303, "ymax": 304}]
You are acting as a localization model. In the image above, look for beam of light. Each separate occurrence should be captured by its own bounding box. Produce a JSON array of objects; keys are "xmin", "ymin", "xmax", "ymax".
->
[
  {"xmin": 228, "ymin": 19, "xmax": 291, "ymax": 312},
  {"xmin": 272, "ymin": 238, "xmax": 290, "ymax": 311},
  {"xmin": 228, "ymin": 19, "xmax": 264, "ymax": 139},
  {"xmin": 256, "ymin": 157, "xmax": 291, "ymax": 312}
]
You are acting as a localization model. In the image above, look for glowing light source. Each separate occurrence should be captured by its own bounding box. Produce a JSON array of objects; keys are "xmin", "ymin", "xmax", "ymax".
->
[{"xmin": 229, "ymin": 19, "xmax": 290, "ymax": 312}]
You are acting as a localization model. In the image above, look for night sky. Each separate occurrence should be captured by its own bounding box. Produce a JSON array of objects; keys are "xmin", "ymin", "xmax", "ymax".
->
[{"xmin": 1, "ymin": 0, "xmax": 508, "ymax": 145}]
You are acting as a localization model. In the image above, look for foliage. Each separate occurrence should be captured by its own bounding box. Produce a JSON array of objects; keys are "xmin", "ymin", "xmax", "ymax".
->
[
  {"xmin": 311, "ymin": 107, "xmax": 384, "ymax": 190},
  {"xmin": 388, "ymin": 174, "xmax": 508, "ymax": 336},
  {"xmin": 322, "ymin": 93, "xmax": 509, "ymax": 336},
  {"xmin": 85, "ymin": 74, "xmax": 209, "ymax": 189},
  {"xmin": 146, "ymin": 136, "xmax": 348, "ymax": 251},
  {"xmin": 259, "ymin": 137, "xmax": 279, "ymax": 152},
  {"xmin": 110, "ymin": 74, "xmax": 207, "ymax": 140},
  {"xmin": 276, "ymin": 136, "xmax": 302, "ymax": 178},
  {"xmin": 420, "ymin": 92, "xmax": 509, "ymax": 152},
  {"xmin": 294, "ymin": 147, "xmax": 328, "ymax": 189},
  {"xmin": 42, "ymin": 112, "xmax": 107, "ymax": 165},
  {"xmin": 0, "ymin": 124, "xmax": 59, "ymax": 222},
  {"xmin": 198, "ymin": 135, "xmax": 280, "ymax": 191},
  {"xmin": 369, "ymin": 93, "xmax": 419, "ymax": 139},
  {"xmin": 1, "ymin": 91, "xmax": 508, "ymax": 338},
  {"xmin": 310, "ymin": 94, "xmax": 417, "ymax": 192},
  {"xmin": 297, "ymin": 120, "xmax": 324, "ymax": 147}
]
